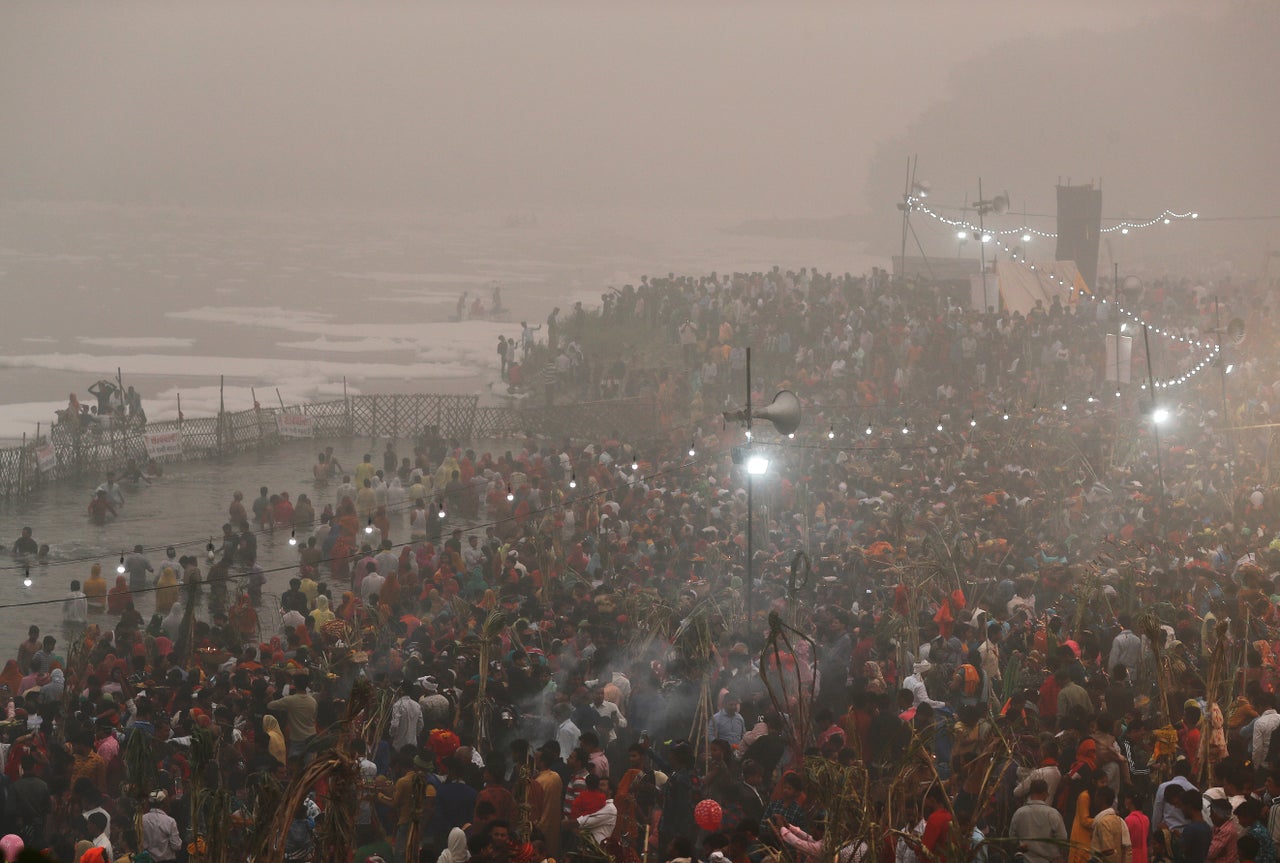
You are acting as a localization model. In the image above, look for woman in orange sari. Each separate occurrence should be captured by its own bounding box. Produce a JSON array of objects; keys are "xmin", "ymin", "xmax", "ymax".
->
[{"xmin": 107, "ymin": 575, "xmax": 131, "ymax": 615}]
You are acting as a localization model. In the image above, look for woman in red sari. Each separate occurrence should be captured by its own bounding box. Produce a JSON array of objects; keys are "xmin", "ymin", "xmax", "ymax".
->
[{"xmin": 107, "ymin": 575, "xmax": 131, "ymax": 615}]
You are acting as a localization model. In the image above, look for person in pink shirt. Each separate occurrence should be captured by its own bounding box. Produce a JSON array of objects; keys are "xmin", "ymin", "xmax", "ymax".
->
[{"xmin": 1123, "ymin": 790, "xmax": 1150, "ymax": 863}]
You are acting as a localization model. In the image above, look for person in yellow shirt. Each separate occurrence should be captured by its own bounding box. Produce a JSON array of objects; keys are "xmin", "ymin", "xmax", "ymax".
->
[
  {"xmin": 83, "ymin": 564, "xmax": 108, "ymax": 614},
  {"xmin": 354, "ymin": 454, "xmax": 377, "ymax": 487}
]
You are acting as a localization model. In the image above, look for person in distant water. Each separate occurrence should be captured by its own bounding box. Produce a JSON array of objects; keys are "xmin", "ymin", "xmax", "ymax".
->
[
  {"xmin": 100, "ymin": 473, "xmax": 125, "ymax": 509},
  {"xmin": 252, "ymin": 487, "xmax": 271, "ymax": 529},
  {"xmin": 88, "ymin": 490, "xmax": 118, "ymax": 524},
  {"xmin": 12, "ymin": 527, "xmax": 38, "ymax": 557},
  {"xmin": 229, "ymin": 490, "xmax": 247, "ymax": 525},
  {"xmin": 497, "ymin": 336, "xmax": 510, "ymax": 380},
  {"xmin": 83, "ymin": 564, "xmax": 108, "ymax": 614},
  {"xmin": 121, "ymin": 459, "xmax": 151, "ymax": 485},
  {"xmin": 124, "ymin": 545, "xmax": 153, "ymax": 593},
  {"xmin": 457, "ymin": 291, "xmax": 468, "ymax": 321},
  {"xmin": 313, "ymin": 453, "xmax": 331, "ymax": 484},
  {"xmin": 324, "ymin": 446, "xmax": 343, "ymax": 476},
  {"xmin": 63, "ymin": 580, "xmax": 88, "ymax": 628}
]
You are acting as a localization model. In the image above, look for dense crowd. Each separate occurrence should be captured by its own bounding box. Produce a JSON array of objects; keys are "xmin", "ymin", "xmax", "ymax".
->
[{"xmin": 4, "ymin": 264, "xmax": 1280, "ymax": 863}]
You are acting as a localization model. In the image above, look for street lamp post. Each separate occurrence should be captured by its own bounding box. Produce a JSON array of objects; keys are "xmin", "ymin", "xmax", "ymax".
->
[{"xmin": 1142, "ymin": 324, "xmax": 1167, "ymax": 514}]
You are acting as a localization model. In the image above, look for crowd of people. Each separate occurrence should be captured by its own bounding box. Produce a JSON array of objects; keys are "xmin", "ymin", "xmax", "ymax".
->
[{"xmin": 3, "ymin": 263, "xmax": 1280, "ymax": 863}]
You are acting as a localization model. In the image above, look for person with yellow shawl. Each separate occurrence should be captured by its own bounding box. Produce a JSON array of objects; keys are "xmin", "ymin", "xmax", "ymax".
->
[
  {"xmin": 262, "ymin": 714, "xmax": 287, "ymax": 765},
  {"xmin": 83, "ymin": 564, "xmax": 108, "ymax": 614},
  {"xmin": 310, "ymin": 594, "xmax": 336, "ymax": 629},
  {"xmin": 154, "ymin": 563, "xmax": 180, "ymax": 616}
]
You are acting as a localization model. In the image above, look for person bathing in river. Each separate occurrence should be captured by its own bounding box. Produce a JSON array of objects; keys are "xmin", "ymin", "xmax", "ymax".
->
[{"xmin": 88, "ymin": 490, "xmax": 117, "ymax": 524}]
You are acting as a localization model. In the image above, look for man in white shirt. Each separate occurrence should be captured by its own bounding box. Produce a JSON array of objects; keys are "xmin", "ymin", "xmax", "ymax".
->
[
  {"xmin": 374, "ymin": 540, "xmax": 398, "ymax": 577},
  {"xmin": 389, "ymin": 682, "xmax": 424, "ymax": 751},
  {"xmin": 62, "ymin": 581, "xmax": 88, "ymax": 627},
  {"xmin": 142, "ymin": 798, "xmax": 183, "ymax": 863},
  {"xmin": 1108, "ymin": 615, "xmax": 1142, "ymax": 676},
  {"xmin": 902, "ymin": 661, "xmax": 946, "ymax": 709},
  {"xmin": 554, "ymin": 703, "xmax": 581, "ymax": 757},
  {"xmin": 1250, "ymin": 693, "xmax": 1280, "ymax": 765}
]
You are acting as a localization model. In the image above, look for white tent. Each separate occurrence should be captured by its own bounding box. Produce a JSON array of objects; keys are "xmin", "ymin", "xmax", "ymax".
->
[{"xmin": 970, "ymin": 259, "xmax": 1092, "ymax": 315}]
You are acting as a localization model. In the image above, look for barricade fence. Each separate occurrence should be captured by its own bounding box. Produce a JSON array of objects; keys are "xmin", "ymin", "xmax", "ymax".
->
[{"xmin": 0, "ymin": 393, "xmax": 657, "ymax": 501}]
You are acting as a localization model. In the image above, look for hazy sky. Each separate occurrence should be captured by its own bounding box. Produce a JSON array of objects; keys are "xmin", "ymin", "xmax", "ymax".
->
[{"xmin": 1, "ymin": 0, "xmax": 1214, "ymax": 219}]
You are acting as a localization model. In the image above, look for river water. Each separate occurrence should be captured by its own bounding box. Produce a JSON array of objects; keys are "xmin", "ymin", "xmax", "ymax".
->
[{"xmin": 0, "ymin": 436, "xmax": 432, "ymax": 643}]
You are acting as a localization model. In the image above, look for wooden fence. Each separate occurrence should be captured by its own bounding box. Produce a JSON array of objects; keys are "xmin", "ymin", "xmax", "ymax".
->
[{"xmin": 0, "ymin": 393, "xmax": 657, "ymax": 502}]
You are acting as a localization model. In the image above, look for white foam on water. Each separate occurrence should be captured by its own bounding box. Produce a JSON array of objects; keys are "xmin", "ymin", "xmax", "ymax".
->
[
  {"xmin": 0, "ymin": 352, "xmax": 477, "ymax": 381},
  {"xmin": 78, "ymin": 337, "xmax": 196, "ymax": 349},
  {"xmin": 0, "ymin": 400, "xmax": 67, "ymax": 440}
]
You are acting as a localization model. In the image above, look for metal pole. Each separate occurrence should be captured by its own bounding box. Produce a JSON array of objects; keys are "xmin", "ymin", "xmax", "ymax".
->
[
  {"xmin": 978, "ymin": 178, "xmax": 988, "ymax": 312},
  {"xmin": 1114, "ymin": 263, "xmax": 1121, "ymax": 389},
  {"xmin": 1142, "ymin": 324, "xmax": 1166, "ymax": 514},
  {"xmin": 899, "ymin": 156, "xmax": 911, "ymax": 279},
  {"xmin": 1216, "ymin": 297, "xmax": 1236, "ymax": 495},
  {"xmin": 745, "ymin": 347, "xmax": 754, "ymax": 627}
]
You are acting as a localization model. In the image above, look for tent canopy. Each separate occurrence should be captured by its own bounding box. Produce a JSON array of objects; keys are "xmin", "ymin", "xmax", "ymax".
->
[{"xmin": 970, "ymin": 259, "xmax": 1091, "ymax": 315}]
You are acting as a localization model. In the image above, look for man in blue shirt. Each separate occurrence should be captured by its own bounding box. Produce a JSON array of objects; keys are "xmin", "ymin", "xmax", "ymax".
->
[{"xmin": 708, "ymin": 697, "xmax": 746, "ymax": 746}]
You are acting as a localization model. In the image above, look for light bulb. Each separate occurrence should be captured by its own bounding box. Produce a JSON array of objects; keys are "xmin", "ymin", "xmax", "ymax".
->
[
  {"xmin": 1115, "ymin": 390, "xmax": 1121, "ymax": 398},
  {"xmin": 1121, "ymin": 228, "xmax": 1129, "ymax": 235},
  {"xmin": 1021, "ymin": 234, "xmax": 1032, "ymax": 242},
  {"xmin": 206, "ymin": 539, "xmax": 215, "ymax": 562},
  {"xmin": 569, "ymin": 473, "xmax": 577, "ymax": 489},
  {"xmin": 1002, "ymin": 411, "xmax": 1009, "ymax": 421},
  {"xmin": 631, "ymin": 456, "xmax": 639, "ymax": 471},
  {"xmin": 506, "ymin": 485, "xmax": 514, "ymax": 502},
  {"xmin": 981, "ymin": 234, "xmax": 992, "ymax": 244},
  {"xmin": 957, "ymin": 230, "xmax": 967, "ymax": 240},
  {"xmin": 1087, "ymin": 393, "xmax": 1096, "ymax": 403},
  {"xmin": 688, "ymin": 441, "xmax": 696, "ymax": 457},
  {"xmin": 935, "ymin": 420, "xmax": 943, "ymax": 432},
  {"xmin": 787, "ymin": 432, "xmax": 795, "ymax": 440},
  {"xmin": 901, "ymin": 425, "xmax": 910, "ymax": 435},
  {"xmin": 1225, "ymin": 364, "xmax": 1234, "ymax": 375},
  {"xmin": 1164, "ymin": 218, "xmax": 1171, "ymax": 224},
  {"xmin": 438, "ymin": 503, "xmax": 446, "ymax": 518},
  {"xmin": 865, "ymin": 425, "xmax": 873, "ymax": 436},
  {"xmin": 827, "ymin": 427, "xmax": 835, "ymax": 440},
  {"xmin": 288, "ymin": 530, "xmax": 297, "ymax": 546},
  {"xmin": 117, "ymin": 553, "xmax": 126, "ymax": 575},
  {"xmin": 745, "ymin": 429, "xmax": 752, "ymax": 441},
  {"xmin": 969, "ymin": 415, "xmax": 976, "ymax": 427},
  {"xmin": 365, "ymin": 519, "xmax": 374, "ymax": 534},
  {"xmin": 1192, "ymin": 213, "xmax": 1199, "ymax": 219},
  {"xmin": 1061, "ymin": 403, "xmax": 1068, "ymax": 411}
]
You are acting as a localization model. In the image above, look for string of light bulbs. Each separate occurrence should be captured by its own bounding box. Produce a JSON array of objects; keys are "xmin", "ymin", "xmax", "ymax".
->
[
  {"xmin": 907, "ymin": 195, "xmax": 1199, "ymax": 240},
  {"xmin": 947, "ymin": 224, "xmax": 1224, "ymax": 390}
]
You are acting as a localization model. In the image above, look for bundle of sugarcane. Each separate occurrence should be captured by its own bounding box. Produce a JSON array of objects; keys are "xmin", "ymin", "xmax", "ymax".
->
[
  {"xmin": 475, "ymin": 610, "xmax": 506, "ymax": 752},
  {"xmin": 256, "ymin": 748, "xmax": 358, "ymax": 863}
]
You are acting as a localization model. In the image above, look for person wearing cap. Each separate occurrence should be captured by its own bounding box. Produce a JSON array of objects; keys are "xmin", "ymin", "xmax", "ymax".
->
[{"xmin": 1206, "ymin": 797, "xmax": 1238, "ymax": 863}]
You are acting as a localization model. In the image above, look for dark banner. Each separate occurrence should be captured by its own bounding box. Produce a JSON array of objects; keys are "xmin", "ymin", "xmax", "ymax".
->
[{"xmin": 1055, "ymin": 185, "xmax": 1102, "ymax": 293}]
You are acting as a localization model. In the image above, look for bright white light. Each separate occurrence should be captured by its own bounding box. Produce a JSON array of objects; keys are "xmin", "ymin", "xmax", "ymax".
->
[
  {"xmin": 569, "ymin": 477, "xmax": 577, "ymax": 489},
  {"xmin": 1192, "ymin": 213, "xmax": 1199, "ymax": 219},
  {"xmin": 936, "ymin": 421, "xmax": 943, "ymax": 432},
  {"xmin": 1002, "ymin": 412, "xmax": 1009, "ymax": 421},
  {"xmin": 1120, "ymin": 323, "xmax": 1128, "ymax": 333},
  {"xmin": 365, "ymin": 524, "xmax": 374, "ymax": 534},
  {"xmin": 1163, "ymin": 218, "xmax": 1171, "ymax": 225},
  {"xmin": 288, "ymin": 534, "xmax": 298, "ymax": 546},
  {"xmin": 827, "ymin": 428, "xmax": 835, "ymax": 440},
  {"xmin": 746, "ymin": 455, "xmax": 770, "ymax": 476},
  {"xmin": 864, "ymin": 425, "xmax": 873, "ymax": 436},
  {"xmin": 1022, "ymin": 234, "xmax": 1032, "ymax": 242},
  {"xmin": 1152, "ymin": 407, "xmax": 1170, "ymax": 424},
  {"xmin": 957, "ymin": 230, "xmax": 967, "ymax": 240},
  {"xmin": 1225, "ymin": 364, "xmax": 1234, "ymax": 375},
  {"xmin": 689, "ymin": 446, "xmax": 696, "ymax": 457},
  {"xmin": 117, "ymin": 563, "xmax": 126, "ymax": 574},
  {"xmin": 1115, "ymin": 391, "xmax": 1121, "ymax": 398},
  {"xmin": 1121, "ymin": 228, "xmax": 1130, "ymax": 235},
  {"xmin": 901, "ymin": 425, "xmax": 910, "ymax": 435},
  {"xmin": 438, "ymin": 506, "xmax": 446, "ymax": 519},
  {"xmin": 787, "ymin": 432, "xmax": 795, "ymax": 440},
  {"xmin": 981, "ymin": 234, "xmax": 993, "ymax": 244}
]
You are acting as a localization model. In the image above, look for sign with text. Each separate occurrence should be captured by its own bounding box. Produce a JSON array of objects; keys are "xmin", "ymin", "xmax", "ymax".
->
[
  {"xmin": 276, "ymin": 413, "xmax": 314, "ymax": 438},
  {"xmin": 34, "ymin": 442, "xmax": 56, "ymax": 473},
  {"xmin": 143, "ymin": 430, "xmax": 183, "ymax": 459}
]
